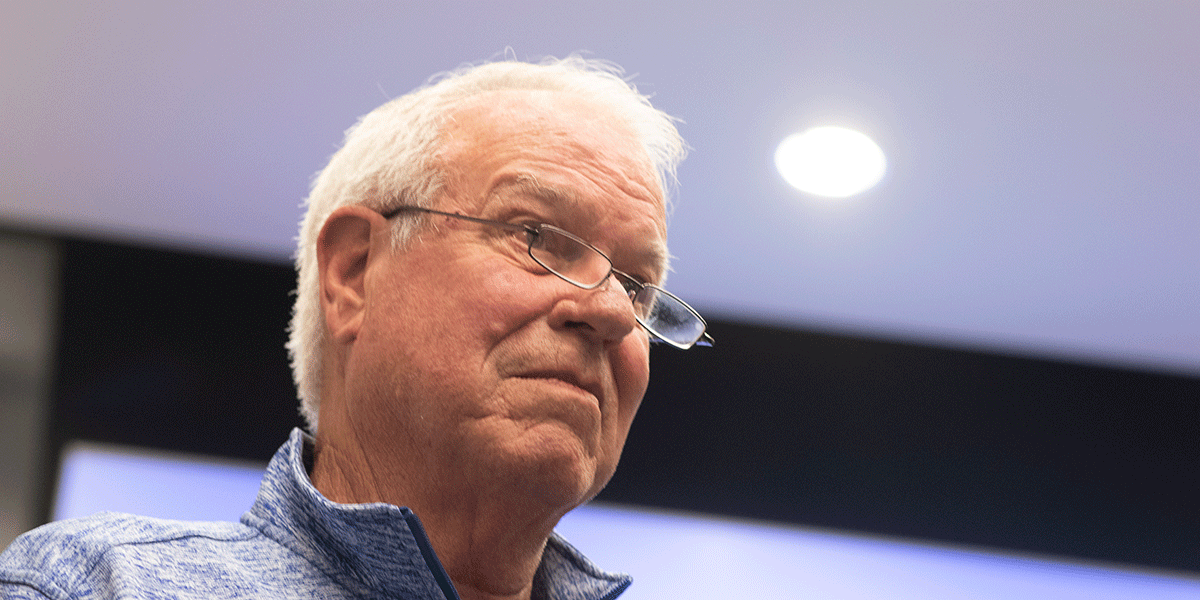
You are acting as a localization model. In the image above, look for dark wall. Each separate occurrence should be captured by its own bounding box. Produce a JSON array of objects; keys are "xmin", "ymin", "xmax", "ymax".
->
[
  {"xmin": 607, "ymin": 322, "xmax": 1200, "ymax": 572},
  {"xmin": 46, "ymin": 238, "xmax": 1200, "ymax": 573}
]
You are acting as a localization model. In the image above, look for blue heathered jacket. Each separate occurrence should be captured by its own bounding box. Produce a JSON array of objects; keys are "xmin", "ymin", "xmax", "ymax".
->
[{"xmin": 0, "ymin": 429, "xmax": 632, "ymax": 600}]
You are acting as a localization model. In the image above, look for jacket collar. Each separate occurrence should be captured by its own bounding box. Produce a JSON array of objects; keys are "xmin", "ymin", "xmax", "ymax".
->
[{"xmin": 245, "ymin": 428, "xmax": 631, "ymax": 600}]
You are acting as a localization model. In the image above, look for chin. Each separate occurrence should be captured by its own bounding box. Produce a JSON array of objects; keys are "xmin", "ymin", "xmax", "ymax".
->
[{"xmin": 501, "ymin": 426, "xmax": 614, "ymax": 508}]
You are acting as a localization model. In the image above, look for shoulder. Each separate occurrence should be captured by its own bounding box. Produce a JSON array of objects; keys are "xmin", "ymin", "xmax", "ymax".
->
[{"xmin": 0, "ymin": 512, "xmax": 258, "ymax": 599}]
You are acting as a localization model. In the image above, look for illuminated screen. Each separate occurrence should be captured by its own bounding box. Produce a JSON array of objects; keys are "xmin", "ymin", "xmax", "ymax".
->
[{"xmin": 54, "ymin": 442, "xmax": 1200, "ymax": 599}]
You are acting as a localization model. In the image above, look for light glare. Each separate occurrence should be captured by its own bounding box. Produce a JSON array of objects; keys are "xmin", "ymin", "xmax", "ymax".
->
[{"xmin": 775, "ymin": 127, "xmax": 887, "ymax": 198}]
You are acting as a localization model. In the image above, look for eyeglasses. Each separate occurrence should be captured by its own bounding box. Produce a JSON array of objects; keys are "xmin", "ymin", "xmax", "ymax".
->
[{"xmin": 380, "ymin": 205, "xmax": 713, "ymax": 349}]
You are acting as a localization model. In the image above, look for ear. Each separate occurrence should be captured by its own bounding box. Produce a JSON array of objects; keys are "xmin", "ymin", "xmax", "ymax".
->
[{"xmin": 317, "ymin": 205, "xmax": 386, "ymax": 344}]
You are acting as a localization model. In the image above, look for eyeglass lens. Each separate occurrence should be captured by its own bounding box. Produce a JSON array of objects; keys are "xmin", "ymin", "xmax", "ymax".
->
[
  {"xmin": 527, "ymin": 227, "xmax": 706, "ymax": 347},
  {"xmin": 640, "ymin": 289, "xmax": 707, "ymax": 346},
  {"xmin": 527, "ymin": 227, "xmax": 610, "ymax": 289}
]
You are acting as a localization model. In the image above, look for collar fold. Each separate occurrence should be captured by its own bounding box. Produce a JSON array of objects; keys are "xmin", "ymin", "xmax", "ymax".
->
[{"xmin": 243, "ymin": 428, "xmax": 630, "ymax": 600}]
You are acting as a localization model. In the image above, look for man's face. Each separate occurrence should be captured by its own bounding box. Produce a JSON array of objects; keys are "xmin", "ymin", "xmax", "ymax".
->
[{"xmin": 340, "ymin": 90, "xmax": 667, "ymax": 509}]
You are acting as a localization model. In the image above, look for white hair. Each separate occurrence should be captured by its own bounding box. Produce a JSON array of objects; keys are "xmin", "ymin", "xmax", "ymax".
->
[{"xmin": 287, "ymin": 55, "xmax": 687, "ymax": 432}]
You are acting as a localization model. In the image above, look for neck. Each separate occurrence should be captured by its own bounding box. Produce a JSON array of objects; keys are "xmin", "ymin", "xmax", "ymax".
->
[{"xmin": 310, "ymin": 429, "xmax": 571, "ymax": 600}]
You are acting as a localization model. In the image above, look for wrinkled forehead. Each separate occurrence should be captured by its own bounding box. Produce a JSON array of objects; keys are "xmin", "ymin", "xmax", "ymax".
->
[{"xmin": 437, "ymin": 89, "xmax": 666, "ymax": 216}]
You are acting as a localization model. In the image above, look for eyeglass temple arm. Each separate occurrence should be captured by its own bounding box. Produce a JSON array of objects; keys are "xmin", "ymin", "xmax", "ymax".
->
[{"xmin": 383, "ymin": 205, "xmax": 530, "ymax": 233}]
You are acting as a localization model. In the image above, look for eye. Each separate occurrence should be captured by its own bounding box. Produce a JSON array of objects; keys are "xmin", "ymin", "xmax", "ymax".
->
[
  {"xmin": 609, "ymin": 271, "xmax": 641, "ymax": 297},
  {"xmin": 520, "ymin": 225, "xmax": 540, "ymax": 246},
  {"xmin": 490, "ymin": 223, "xmax": 538, "ymax": 263},
  {"xmin": 538, "ymin": 228, "xmax": 592, "ymax": 262},
  {"xmin": 619, "ymin": 276, "xmax": 639, "ymax": 295}
]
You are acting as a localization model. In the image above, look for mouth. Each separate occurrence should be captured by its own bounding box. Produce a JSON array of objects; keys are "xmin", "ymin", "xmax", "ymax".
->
[{"xmin": 517, "ymin": 370, "xmax": 602, "ymax": 402}]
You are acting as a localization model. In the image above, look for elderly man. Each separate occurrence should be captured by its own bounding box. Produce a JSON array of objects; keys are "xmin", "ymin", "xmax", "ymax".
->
[{"xmin": 0, "ymin": 56, "xmax": 709, "ymax": 599}]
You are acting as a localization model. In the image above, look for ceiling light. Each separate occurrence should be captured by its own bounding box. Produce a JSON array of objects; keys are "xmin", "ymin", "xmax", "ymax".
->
[{"xmin": 775, "ymin": 126, "xmax": 887, "ymax": 198}]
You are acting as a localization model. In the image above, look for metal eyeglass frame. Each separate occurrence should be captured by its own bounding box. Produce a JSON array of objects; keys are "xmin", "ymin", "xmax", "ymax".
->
[{"xmin": 379, "ymin": 205, "xmax": 713, "ymax": 349}]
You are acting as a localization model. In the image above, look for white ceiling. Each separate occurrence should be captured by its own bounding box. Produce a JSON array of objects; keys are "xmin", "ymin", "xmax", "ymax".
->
[{"xmin": 3, "ymin": 1, "xmax": 1197, "ymax": 375}]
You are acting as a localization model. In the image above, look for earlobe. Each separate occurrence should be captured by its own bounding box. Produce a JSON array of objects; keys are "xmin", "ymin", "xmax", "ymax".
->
[{"xmin": 317, "ymin": 206, "xmax": 382, "ymax": 344}]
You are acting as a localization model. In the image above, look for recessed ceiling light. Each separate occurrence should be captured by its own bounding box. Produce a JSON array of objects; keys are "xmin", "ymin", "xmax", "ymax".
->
[{"xmin": 775, "ymin": 126, "xmax": 887, "ymax": 198}]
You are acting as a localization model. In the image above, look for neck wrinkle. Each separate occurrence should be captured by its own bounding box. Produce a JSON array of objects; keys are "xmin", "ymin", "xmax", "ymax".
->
[
  {"xmin": 419, "ymin": 490, "xmax": 565, "ymax": 600},
  {"xmin": 312, "ymin": 425, "xmax": 570, "ymax": 600}
]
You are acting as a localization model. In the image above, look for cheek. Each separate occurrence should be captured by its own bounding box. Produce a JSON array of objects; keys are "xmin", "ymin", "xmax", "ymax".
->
[
  {"xmin": 408, "ymin": 248, "xmax": 544, "ymax": 346},
  {"xmin": 613, "ymin": 337, "xmax": 651, "ymax": 425},
  {"xmin": 467, "ymin": 264, "xmax": 552, "ymax": 341}
]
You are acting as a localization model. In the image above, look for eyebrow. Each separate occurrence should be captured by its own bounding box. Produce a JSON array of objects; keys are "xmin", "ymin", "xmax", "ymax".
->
[
  {"xmin": 491, "ymin": 175, "xmax": 671, "ymax": 282},
  {"xmin": 491, "ymin": 175, "xmax": 587, "ymax": 217}
]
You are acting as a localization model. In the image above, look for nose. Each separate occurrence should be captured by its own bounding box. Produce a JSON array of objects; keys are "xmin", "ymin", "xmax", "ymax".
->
[{"xmin": 548, "ymin": 274, "xmax": 641, "ymax": 344}]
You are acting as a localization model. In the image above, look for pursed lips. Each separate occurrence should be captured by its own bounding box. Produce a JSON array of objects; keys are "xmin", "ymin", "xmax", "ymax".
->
[{"xmin": 515, "ymin": 370, "xmax": 603, "ymax": 403}]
